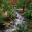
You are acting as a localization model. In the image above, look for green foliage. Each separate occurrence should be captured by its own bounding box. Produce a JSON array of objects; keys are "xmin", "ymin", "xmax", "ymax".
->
[
  {"xmin": 0, "ymin": 0, "xmax": 15, "ymax": 18},
  {"xmin": 16, "ymin": 0, "xmax": 25, "ymax": 8},
  {"xmin": 22, "ymin": 1, "xmax": 32, "ymax": 19},
  {"xmin": 0, "ymin": 0, "xmax": 16, "ymax": 23},
  {"xmin": 27, "ymin": 2, "xmax": 32, "ymax": 10},
  {"xmin": 23, "ymin": 9, "xmax": 32, "ymax": 19},
  {"xmin": 0, "ymin": 0, "xmax": 3, "ymax": 6}
]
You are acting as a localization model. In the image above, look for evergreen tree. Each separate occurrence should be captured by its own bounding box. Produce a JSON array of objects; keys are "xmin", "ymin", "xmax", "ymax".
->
[{"xmin": 16, "ymin": 0, "xmax": 25, "ymax": 8}]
